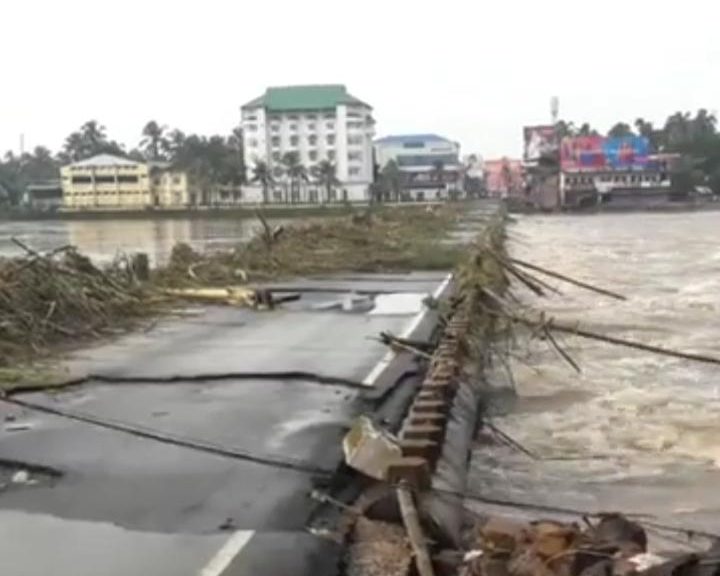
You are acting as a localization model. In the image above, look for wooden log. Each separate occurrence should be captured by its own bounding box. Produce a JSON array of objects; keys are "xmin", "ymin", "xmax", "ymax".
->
[{"xmin": 397, "ymin": 483, "xmax": 436, "ymax": 576}]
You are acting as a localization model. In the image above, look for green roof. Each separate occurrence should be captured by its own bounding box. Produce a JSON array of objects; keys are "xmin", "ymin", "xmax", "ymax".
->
[{"xmin": 242, "ymin": 84, "xmax": 370, "ymax": 111}]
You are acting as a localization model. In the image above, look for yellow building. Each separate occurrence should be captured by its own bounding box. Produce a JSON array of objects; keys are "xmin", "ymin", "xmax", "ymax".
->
[{"xmin": 61, "ymin": 154, "xmax": 193, "ymax": 210}]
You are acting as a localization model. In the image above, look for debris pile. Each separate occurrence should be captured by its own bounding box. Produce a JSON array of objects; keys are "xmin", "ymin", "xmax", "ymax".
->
[
  {"xmin": 0, "ymin": 241, "xmax": 156, "ymax": 366},
  {"xmin": 346, "ymin": 517, "xmax": 412, "ymax": 576},
  {"xmin": 154, "ymin": 206, "xmax": 463, "ymax": 286},
  {"xmin": 465, "ymin": 512, "xmax": 720, "ymax": 576}
]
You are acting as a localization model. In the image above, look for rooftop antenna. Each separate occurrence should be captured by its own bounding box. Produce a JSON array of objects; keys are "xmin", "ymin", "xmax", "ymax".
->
[{"xmin": 550, "ymin": 96, "xmax": 559, "ymax": 124}]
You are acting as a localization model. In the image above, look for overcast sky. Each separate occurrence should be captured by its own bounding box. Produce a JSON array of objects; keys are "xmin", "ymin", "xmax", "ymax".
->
[{"xmin": 2, "ymin": 0, "xmax": 718, "ymax": 159}]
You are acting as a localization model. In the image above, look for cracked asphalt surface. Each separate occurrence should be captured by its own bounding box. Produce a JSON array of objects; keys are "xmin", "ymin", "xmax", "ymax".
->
[{"xmin": 0, "ymin": 272, "xmax": 448, "ymax": 576}]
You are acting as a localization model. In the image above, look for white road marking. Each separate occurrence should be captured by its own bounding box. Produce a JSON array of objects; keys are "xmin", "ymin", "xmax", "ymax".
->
[
  {"xmin": 362, "ymin": 273, "xmax": 453, "ymax": 387},
  {"xmin": 199, "ymin": 530, "xmax": 254, "ymax": 576}
]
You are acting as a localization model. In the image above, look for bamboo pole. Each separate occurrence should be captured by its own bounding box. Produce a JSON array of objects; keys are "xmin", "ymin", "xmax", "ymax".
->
[
  {"xmin": 397, "ymin": 483, "xmax": 436, "ymax": 576},
  {"xmin": 509, "ymin": 257, "xmax": 626, "ymax": 301}
]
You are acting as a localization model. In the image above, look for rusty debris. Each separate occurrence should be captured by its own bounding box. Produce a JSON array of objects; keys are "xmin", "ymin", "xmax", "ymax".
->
[{"xmin": 463, "ymin": 512, "xmax": 720, "ymax": 576}]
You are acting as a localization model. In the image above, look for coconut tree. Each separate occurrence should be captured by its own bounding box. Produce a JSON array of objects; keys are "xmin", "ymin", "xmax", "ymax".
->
[
  {"xmin": 431, "ymin": 159, "xmax": 445, "ymax": 193},
  {"xmin": 311, "ymin": 160, "xmax": 340, "ymax": 203},
  {"xmin": 140, "ymin": 120, "xmax": 169, "ymax": 160},
  {"xmin": 251, "ymin": 160, "xmax": 273, "ymax": 203},
  {"xmin": 380, "ymin": 160, "xmax": 402, "ymax": 202},
  {"xmin": 281, "ymin": 152, "xmax": 308, "ymax": 203}
]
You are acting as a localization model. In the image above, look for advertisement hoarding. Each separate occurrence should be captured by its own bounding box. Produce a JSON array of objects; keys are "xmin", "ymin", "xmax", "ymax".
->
[
  {"xmin": 560, "ymin": 136, "xmax": 650, "ymax": 171},
  {"xmin": 523, "ymin": 126, "xmax": 558, "ymax": 162}
]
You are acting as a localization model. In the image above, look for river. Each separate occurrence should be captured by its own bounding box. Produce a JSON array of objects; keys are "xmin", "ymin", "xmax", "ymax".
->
[
  {"xmin": 0, "ymin": 217, "xmax": 289, "ymax": 264},
  {"xmin": 469, "ymin": 210, "xmax": 720, "ymax": 544}
]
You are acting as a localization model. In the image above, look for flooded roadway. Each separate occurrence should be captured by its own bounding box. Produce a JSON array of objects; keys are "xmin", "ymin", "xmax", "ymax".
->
[{"xmin": 470, "ymin": 210, "xmax": 720, "ymax": 540}]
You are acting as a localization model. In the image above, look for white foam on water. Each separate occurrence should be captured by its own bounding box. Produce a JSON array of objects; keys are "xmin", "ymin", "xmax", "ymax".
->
[{"xmin": 473, "ymin": 212, "xmax": 720, "ymax": 528}]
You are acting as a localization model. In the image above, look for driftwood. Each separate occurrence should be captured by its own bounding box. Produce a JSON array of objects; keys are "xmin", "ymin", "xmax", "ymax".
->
[
  {"xmin": 397, "ymin": 483, "xmax": 436, "ymax": 576},
  {"xmin": 509, "ymin": 257, "xmax": 626, "ymax": 301},
  {"xmin": 542, "ymin": 325, "xmax": 582, "ymax": 374},
  {"xmin": 0, "ymin": 239, "xmax": 154, "ymax": 366},
  {"xmin": 528, "ymin": 315, "xmax": 720, "ymax": 367}
]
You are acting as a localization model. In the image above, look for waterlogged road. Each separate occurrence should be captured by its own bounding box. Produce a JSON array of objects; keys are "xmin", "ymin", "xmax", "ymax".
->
[{"xmin": 470, "ymin": 210, "xmax": 720, "ymax": 540}]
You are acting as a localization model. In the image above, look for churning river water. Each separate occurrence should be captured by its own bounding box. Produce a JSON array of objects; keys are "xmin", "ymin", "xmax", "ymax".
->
[{"xmin": 469, "ymin": 210, "xmax": 720, "ymax": 543}]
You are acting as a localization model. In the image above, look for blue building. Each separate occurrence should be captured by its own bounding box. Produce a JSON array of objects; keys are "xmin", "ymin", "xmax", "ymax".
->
[{"xmin": 374, "ymin": 134, "xmax": 462, "ymax": 200}]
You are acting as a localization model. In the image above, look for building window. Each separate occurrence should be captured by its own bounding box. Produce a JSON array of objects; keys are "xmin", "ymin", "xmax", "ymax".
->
[
  {"xmin": 71, "ymin": 176, "xmax": 92, "ymax": 184},
  {"xmin": 153, "ymin": 177, "xmax": 161, "ymax": 186},
  {"xmin": 309, "ymin": 150, "xmax": 318, "ymax": 161},
  {"xmin": 323, "ymin": 113, "xmax": 334, "ymax": 119},
  {"xmin": 247, "ymin": 138, "xmax": 258, "ymax": 148},
  {"xmin": 245, "ymin": 114, "xmax": 257, "ymax": 121},
  {"xmin": 308, "ymin": 135, "xmax": 317, "ymax": 146},
  {"xmin": 289, "ymin": 124, "xmax": 298, "ymax": 131},
  {"xmin": 326, "ymin": 135, "xmax": 335, "ymax": 145},
  {"xmin": 348, "ymin": 151, "xmax": 362, "ymax": 162},
  {"xmin": 172, "ymin": 175, "xmax": 181, "ymax": 185},
  {"xmin": 272, "ymin": 151, "xmax": 281, "ymax": 161},
  {"xmin": 290, "ymin": 135, "xmax": 299, "ymax": 146},
  {"xmin": 271, "ymin": 124, "xmax": 280, "ymax": 133},
  {"xmin": 306, "ymin": 123, "xmax": 316, "ymax": 131},
  {"xmin": 288, "ymin": 114, "xmax": 299, "ymax": 120},
  {"xmin": 95, "ymin": 175, "xmax": 115, "ymax": 184},
  {"xmin": 271, "ymin": 136, "xmax": 280, "ymax": 147},
  {"xmin": 349, "ymin": 167, "xmax": 361, "ymax": 176},
  {"xmin": 327, "ymin": 150, "xmax": 336, "ymax": 161},
  {"xmin": 273, "ymin": 167, "xmax": 283, "ymax": 178},
  {"xmin": 347, "ymin": 121, "xmax": 363, "ymax": 129},
  {"xmin": 306, "ymin": 114, "xmax": 317, "ymax": 120},
  {"xmin": 326, "ymin": 122, "xmax": 334, "ymax": 130},
  {"xmin": 348, "ymin": 135, "xmax": 363, "ymax": 145},
  {"xmin": 246, "ymin": 124, "xmax": 257, "ymax": 132},
  {"xmin": 117, "ymin": 175, "xmax": 139, "ymax": 184}
]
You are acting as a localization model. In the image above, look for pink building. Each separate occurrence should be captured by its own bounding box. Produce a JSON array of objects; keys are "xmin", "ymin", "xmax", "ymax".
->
[{"xmin": 484, "ymin": 158, "xmax": 524, "ymax": 198}]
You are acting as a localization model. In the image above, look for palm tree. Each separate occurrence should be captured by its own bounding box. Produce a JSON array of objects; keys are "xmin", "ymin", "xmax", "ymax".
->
[
  {"xmin": 80, "ymin": 120, "xmax": 107, "ymax": 151},
  {"xmin": 251, "ymin": 160, "xmax": 273, "ymax": 203},
  {"xmin": 281, "ymin": 152, "xmax": 308, "ymax": 203},
  {"xmin": 140, "ymin": 121, "xmax": 169, "ymax": 160},
  {"xmin": 607, "ymin": 122, "xmax": 634, "ymax": 138},
  {"xmin": 693, "ymin": 109, "xmax": 717, "ymax": 139},
  {"xmin": 554, "ymin": 120, "xmax": 577, "ymax": 140},
  {"xmin": 664, "ymin": 112, "xmax": 692, "ymax": 148},
  {"xmin": 380, "ymin": 160, "xmax": 402, "ymax": 202},
  {"xmin": 431, "ymin": 159, "xmax": 445, "ymax": 191},
  {"xmin": 311, "ymin": 160, "xmax": 340, "ymax": 203},
  {"xmin": 577, "ymin": 123, "xmax": 597, "ymax": 137}
]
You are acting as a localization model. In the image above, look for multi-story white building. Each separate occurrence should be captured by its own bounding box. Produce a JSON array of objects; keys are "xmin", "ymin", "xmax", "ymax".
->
[
  {"xmin": 374, "ymin": 134, "xmax": 463, "ymax": 200},
  {"xmin": 241, "ymin": 84, "xmax": 374, "ymax": 203}
]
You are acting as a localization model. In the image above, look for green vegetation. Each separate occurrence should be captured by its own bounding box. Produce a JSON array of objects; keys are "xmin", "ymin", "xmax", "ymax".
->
[
  {"xmin": 0, "ymin": 119, "xmax": 245, "ymax": 206},
  {"xmin": 155, "ymin": 205, "xmax": 465, "ymax": 285}
]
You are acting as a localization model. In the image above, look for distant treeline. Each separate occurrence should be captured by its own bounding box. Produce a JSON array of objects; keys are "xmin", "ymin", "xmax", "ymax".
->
[
  {"xmin": 557, "ymin": 109, "xmax": 720, "ymax": 192},
  {"xmin": 0, "ymin": 121, "xmax": 244, "ymax": 205}
]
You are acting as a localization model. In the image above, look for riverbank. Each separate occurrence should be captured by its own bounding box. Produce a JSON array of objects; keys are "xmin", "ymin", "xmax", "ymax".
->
[{"xmin": 1, "ymin": 201, "xmax": 445, "ymax": 222}]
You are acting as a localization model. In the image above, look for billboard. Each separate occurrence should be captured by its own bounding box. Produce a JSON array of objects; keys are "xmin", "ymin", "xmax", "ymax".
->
[
  {"xmin": 560, "ymin": 136, "xmax": 650, "ymax": 171},
  {"xmin": 523, "ymin": 125, "xmax": 558, "ymax": 162}
]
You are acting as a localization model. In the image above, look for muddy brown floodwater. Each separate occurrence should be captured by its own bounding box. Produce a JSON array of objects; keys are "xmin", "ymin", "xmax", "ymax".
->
[
  {"xmin": 469, "ymin": 210, "xmax": 720, "ymax": 543},
  {"xmin": 0, "ymin": 217, "xmax": 291, "ymax": 264}
]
